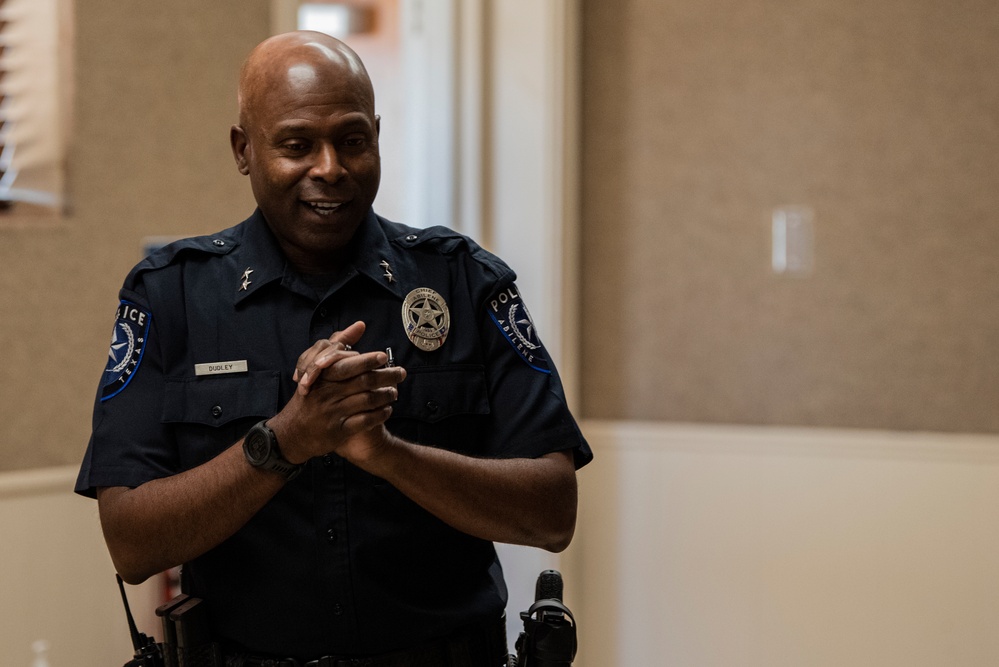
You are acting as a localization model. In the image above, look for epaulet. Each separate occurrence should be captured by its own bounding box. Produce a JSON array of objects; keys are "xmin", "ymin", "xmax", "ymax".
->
[
  {"xmin": 124, "ymin": 228, "xmax": 240, "ymax": 287},
  {"xmin": 385, "ymin": 221, "xmax": 516, "ymax": 284}
]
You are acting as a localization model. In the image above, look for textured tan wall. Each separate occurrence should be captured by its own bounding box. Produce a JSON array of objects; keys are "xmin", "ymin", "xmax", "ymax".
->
[
  {"xmin": 580, "ymin": 0, "xmax": 999, "ymax": 431},
  {"xmin": 0, "ymin": 1, "xmax": 268, "ymax": 470}
]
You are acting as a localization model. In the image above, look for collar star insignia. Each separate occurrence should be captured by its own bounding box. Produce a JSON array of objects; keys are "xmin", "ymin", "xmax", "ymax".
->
[
  {"xmin": 379, "ymin": 260, "xmax": 396, "ymax": 283},
  {"xmin": 239, "ymin": 267, "xmax": 254, "ymax": 291}
]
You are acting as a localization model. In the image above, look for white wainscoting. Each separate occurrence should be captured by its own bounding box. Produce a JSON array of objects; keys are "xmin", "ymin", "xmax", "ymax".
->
[
  {"xmin": 8, "ymin": 421, "xmax": 999, "ymax": 666},
  {"xmin": 567, "ymin": 421, "xmax": 999, "ymax": 667},
  {"xmin": 0, "ymin": 466, "xmax": 159, "ymax": 667}
]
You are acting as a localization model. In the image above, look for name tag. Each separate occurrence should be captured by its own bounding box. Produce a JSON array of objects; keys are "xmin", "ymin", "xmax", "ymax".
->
[{"xmin": 194, "ymin": 360, "xmax": 248, "ymax": 376}]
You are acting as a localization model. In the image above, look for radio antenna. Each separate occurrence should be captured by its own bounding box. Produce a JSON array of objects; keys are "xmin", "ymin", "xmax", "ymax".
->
[{"xmin": 116, "ymin": 574, "xmax": 147, "ymax": 652}]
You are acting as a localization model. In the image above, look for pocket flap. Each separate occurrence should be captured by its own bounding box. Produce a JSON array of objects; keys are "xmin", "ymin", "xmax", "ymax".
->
[
  {"xmin": 394, "ymin": 366, "xmax": 489, "ymax": 423},
  {"xmin": 162, "ymin": 371, "xmax": 281, "ymax": 427}
]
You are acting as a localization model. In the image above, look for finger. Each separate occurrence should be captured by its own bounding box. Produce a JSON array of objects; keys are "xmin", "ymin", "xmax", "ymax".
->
[
  {"xmin": 332, "ymin": 390, "xmax": 398, "ymax": 432},
  {"xmin": 335, "ymin": 385, "xmax": 399, "ymax": 414},
  {"xmin": 301, "ymin": 359, "xmax": 389, "ymax": 398},
  {"xmin": 297, "ymin": 321, "xmax": 368, "ymax": 395},
  {"xmin": 313, "ymin": 360, "xmax": 408, "ymax": 394},
  {"xmin": 295, "ymin": 338, "xmax": 337, "ymax": 383},
  {"xmin": 306, "ymin": 373, "xmax": 400, "ymax": 424},
  {"xmin": 312, "ymin": 345, "xmax": 368, "ymax": 373},
  {"xmin": 338, "ymin": 405, "xmax": 395, "ymax": 435},
  {"xmin": 328, "ymin": 320, "xmax": 366, "ymax": 349},
  {"xmin": 297, "ymin": 349, "xmax": 360, "ymax": 396},
  {"xmin": 314, "ymin": 350, "xmax": 389, "ymax": 382},
  {"xmin": 299, "ymin": 351, "xmax": 375, "ymax": 398}
]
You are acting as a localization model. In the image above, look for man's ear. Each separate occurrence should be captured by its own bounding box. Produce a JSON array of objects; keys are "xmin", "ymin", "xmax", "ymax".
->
[{"xmin": 230, "ymin": 125, "xmax": 250, "ymax": 175}]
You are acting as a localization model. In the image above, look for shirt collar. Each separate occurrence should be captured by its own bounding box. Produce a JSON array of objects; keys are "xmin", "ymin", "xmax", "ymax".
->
[
  {"xmin": 348, "ymin": 208, "xmax": 408, "ymax": 301},
  {"xmin": 231, "ymin": 209, "xmax": 288, "ymax": 305},
  {"xmin": 232, "ymin": 208, "xmax": 407, "ymax": 305}
]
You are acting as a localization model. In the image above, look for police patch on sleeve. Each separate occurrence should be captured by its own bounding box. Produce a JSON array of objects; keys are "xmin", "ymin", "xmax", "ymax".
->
[
  {"xmin": 101, "ymin": 301, "xmax": 151, "ymax": 401},
  {"xmin": 487, "ymin": 285, "xmax": 551, "ymax": 373}
]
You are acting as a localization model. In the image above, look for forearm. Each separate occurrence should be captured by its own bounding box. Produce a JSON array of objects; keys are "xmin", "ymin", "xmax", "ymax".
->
[
  {"xmin": 363, "ymin": 433, "xmax": 578, "ymax": 552},
  {"xmin": 97, "ymin": 441, "xmax": 285, "ymax": 584},
  {"xmin": 96, "ymin": 327, "xmax": 403, "ymax": 585},
  {"xmin": 292, "ymin": 334, "xmax": 580, "ymax": 549}
]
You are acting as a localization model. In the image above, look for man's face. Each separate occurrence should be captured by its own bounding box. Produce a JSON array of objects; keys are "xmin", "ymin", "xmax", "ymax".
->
[{"xmin": 232, "ymin": 59, "xmax": 381, "ymax": 272}]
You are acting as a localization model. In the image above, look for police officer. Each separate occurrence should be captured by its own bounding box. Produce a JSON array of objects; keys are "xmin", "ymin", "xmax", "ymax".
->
[{"xmin": 76, "ymin": 30, "xmax": 591, "ymax": 666}]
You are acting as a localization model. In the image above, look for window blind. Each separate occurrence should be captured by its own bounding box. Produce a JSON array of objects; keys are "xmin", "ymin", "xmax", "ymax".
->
[{"xmin": 0, "ymin": 0, "xmax": 69, "ymax": 210}]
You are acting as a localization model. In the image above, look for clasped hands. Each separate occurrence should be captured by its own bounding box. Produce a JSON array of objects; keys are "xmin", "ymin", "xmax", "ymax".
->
[{"xmin": 265, "ymin": 321, "xmax": 407, "ymax": 466}]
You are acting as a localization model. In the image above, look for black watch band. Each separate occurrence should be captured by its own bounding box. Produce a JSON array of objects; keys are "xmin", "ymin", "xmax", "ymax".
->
[{"xmin": 242, "ymin": 420, "xmax": 302, "ymax": 481}]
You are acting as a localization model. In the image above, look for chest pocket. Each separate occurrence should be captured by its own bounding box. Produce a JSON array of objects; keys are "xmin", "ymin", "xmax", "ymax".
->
[
  {"xmin": 162, "ymin": 371, "xmax": 281, "ymax": 469},
  {"xmin": 390, "ymin": 365, "xmax": 490, "ymax": 454}
]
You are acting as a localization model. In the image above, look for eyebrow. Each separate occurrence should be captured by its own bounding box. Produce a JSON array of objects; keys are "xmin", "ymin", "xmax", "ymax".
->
[
  {"xmin": 272, "ymin": 122, "xmax": 315, "ymax": 137},
  {"xmin": 273, "ymin": 113, "xmax": 373, "ymax": 136}
]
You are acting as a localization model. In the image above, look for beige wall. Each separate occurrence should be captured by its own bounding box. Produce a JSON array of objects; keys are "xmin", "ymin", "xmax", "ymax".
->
[
  {"xmin": 580, "ymin": 0, "xmax": 999, "ymax": 431},
  {"xmin": 3, "ymin": 3, "xmax": 999, "ymax": 666},
  {"xmin": 0, "ymin": 1, "xmax": 267, "ymax": 471}
]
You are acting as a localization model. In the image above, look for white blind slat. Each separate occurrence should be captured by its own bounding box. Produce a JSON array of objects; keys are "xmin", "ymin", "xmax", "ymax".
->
[{"xmin": 0, "ymin": 0, "xmax": 65, "ymax": 208}]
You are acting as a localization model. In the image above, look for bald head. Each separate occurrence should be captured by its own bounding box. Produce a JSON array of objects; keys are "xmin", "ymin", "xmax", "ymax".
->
[
  {"xmin": 238, "ymin": 31, "xmax": 375, "ymax": 128},
  {"xmin": 229, "ymin": 30, "xmax": 382, "ymax": 274}
]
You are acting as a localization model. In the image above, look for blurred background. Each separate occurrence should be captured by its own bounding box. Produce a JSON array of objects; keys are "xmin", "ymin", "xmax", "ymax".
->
[{"xmin": 2, "ymin": 0, "xmax": 998, "ymax": 665}]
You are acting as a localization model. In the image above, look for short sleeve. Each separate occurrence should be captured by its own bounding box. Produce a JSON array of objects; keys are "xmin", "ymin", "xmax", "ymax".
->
[
  {"xmin": 75, "ymin": 285, "xmax": 178, "ymax": 497},
  {"xmin": 477, "ymin": 282, "xmax": 592, "ymax": 469}
]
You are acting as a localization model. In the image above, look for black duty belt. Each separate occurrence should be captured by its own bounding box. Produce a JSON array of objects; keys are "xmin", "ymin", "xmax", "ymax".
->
[{"xmin": 224, "ymin": 616, "xmax": 507, "ymax": 667}]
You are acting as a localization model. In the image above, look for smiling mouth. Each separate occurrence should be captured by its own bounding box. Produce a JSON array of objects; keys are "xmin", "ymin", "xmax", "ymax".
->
[{"xmin": 305, "ymin": 201, "xmax": 345, "ymax": 216}]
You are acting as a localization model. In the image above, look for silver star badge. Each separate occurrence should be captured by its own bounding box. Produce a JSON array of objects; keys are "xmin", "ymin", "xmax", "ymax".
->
[
  {"xmin": 239, "ymin": 267, "xmax": 254, "ymax": 291},
  {"xmin": 379, "ymin": 260, "xmax": 396, "ymax": 283}
]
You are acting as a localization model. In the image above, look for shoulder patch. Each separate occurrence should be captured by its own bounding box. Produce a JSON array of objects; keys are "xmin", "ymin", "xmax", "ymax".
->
[
  {"xmin": 101, "ymin": 301, "xmax": 151, "ymax": 401},
  {"xmin": 486, "ymin": 285, "xmax": 551, "ymax": 373}
]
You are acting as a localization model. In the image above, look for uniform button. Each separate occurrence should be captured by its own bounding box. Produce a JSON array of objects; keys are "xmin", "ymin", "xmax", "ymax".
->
[
  {"xmin": 426, "ymin": 400, "xmax": 439, "ymax": 414},
  {"xmin": 319, "ymin": 307, "xmax": 329, "ymax": 318},
  {"xmin": 405, "ymin": 234, "xmax": 418, "ymax": 242},
  {"xmin": 211, "ymin": 405, "xmax": 223, "ymax": 418},
  {"xmin": 323, "ymin": 454, "xmax": 334, "ymax": 466},
  {"xmin": 333, "ymin": 603, "xmax": 343, "ymax": 616},
  {"xmin": 212, "ymin": 239, "xmax": 225, "ymax": 247},
  {"xmin": 327, "ymin": 527, "xmax": 337, "ymax": 544}
]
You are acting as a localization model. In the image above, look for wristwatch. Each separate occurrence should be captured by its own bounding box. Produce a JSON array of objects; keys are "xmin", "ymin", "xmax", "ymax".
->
[{"xmin": 243, "ymin": 420, "xmax": 302, "ymax": 481}]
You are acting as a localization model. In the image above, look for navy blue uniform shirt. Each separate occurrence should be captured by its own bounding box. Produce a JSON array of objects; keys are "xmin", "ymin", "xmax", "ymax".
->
[{"xmin": 76, "ymin": 209, "xmax": 592, "ymax": 658}]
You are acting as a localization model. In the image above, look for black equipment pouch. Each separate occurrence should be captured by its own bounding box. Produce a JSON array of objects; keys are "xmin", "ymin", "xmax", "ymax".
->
[
  {"xmin": 163, "ymin": 595, "xmax": 222, "ymax": 667},
  {"xmin": 507, "ymin": 570, "xmax": 578, "ymax": 667},
  {"xmin": 155, "ymin": 594, "xmax": 190, "ymax": 667}
]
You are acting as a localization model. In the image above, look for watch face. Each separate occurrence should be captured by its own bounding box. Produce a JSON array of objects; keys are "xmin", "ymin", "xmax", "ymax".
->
[{"xmin": 245, "ymin": 428, "xmax": 270, "ymax": 464}]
